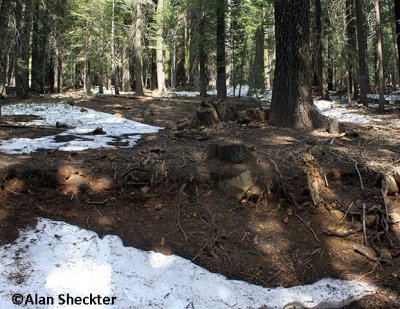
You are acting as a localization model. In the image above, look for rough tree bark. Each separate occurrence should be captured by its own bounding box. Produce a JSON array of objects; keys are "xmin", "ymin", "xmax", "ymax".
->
[
  {"xmin": 252, "ymin": 24, "xmax": 265, "ymax": 91},
  {"xmin": 216, "ymin": 0, "xmax": 227, "ymax": 98},
  {"xmin": 269, "ymin": 0, "xmax": 324, "ymax": 130},
  {"xmin": 394, "ymin": 0, "xmax": 400, "ymax": 88},
  {"xmin": 314, "ymin": 0, "xmax": 328, "ymax": 99},
  {"xmin": 111, "ymin": 0, "xmax": 120, "ymax": 95},
  {"xmin": 199, "ymin": 12, "xmax": 207, "ymax": 97},
  {"xmin": 375, "ymin": 0, "xmax": 385, "ymax": 112},
  {"xmin": 0, "ymin": 0, "xmax": 11, "ymax": 96},
  {"xmin": 355, "ymin": 0, "xmax": 369, "ymax": 106},
  {"xmin": 156, "ymin": 0, "xmax": 166, "ymax": 93},
  {"xmin": 134, "ymin": 2, "xmax": 144, "ymax": 96}
]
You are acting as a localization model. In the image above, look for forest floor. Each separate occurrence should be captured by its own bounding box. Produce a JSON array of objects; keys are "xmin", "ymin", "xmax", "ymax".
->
[{"xmin": 0, "ymin": 91, "xmax": 400, "ymax": 308}]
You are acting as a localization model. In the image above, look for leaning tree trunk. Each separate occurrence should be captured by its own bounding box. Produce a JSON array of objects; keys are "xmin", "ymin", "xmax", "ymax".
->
[
  {"xmin": 134, "ymin": 2, "xmax": 144, "ymax": 96},
  {"xmin": 375, "ymin": 0, "xmax": 385, "ymax": 112},
  {"xmin": 355, "ymin": 0, "xmax": 369, "ymax": 106},
  {"xmin": 216, "ymin": 0, "xmax": 227, "ymax": 98},
  {"xmin": 269, "ymin": 0, "xmax": 323, "ymax": 130}
]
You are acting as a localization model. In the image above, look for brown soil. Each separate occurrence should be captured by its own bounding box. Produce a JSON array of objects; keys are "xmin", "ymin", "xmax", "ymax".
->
[{"xmin": 0, "ymin": 93, "xmax": 399, "ymax": 308}]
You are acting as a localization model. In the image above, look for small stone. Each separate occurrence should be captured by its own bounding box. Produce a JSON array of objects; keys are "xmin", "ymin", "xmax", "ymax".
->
[
  {"xmin": 383, "ymin": 175, "xmax": 399, "ymax": 195},
  {"xmin": 390, "ymin": 212, "xmax": 400, "ymax": 223},
  {"xmin": 154, "ymin": 203, "xmax": 162, "ymax": 211},
  {"xmin": 140, "ymin": 186, "xmax": 150, "ymax": 194},
  {"xmin": 381, "ymin": 248, "xmax": 392, "ymax": 260},
  {"xmin": 394, "ymin": 167, "xmax": 400, "ymax": 184},
  {"xmin": 330, "ymin": 209, "xmax": 345, "ymax": 220},
  {"xmin": 283, "ymin": 217, "xmax": 289, "ymax": 224},
  {"xmin": 365, "ymin": 215, "xmax": 377, "ymax": 227},
  {"xmin": 80, "ymin": 108, "xmax": 88, "ymax": 112},
  {"xmin": 287, "ymin": 208, "xmax": 294, "ymax": 216},
  {"xmin": 392, "ymin": 273, "xmax": 398, "ymax": 278}
]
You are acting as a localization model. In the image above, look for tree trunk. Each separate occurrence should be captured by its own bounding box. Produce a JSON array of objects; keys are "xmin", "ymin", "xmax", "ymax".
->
[
  {"xmin": 15, "ymin": 0, "xmax": 34, "ymax": 99},
  {"xmin": 269, "ymin": 0, "xmax": 323, "ymax": 130},
  {"xmin": 134, "ymin": 2, "xmax": 144, "ymax": 96},
  {"xmin": 199, "ymin": 13, "xmax": 207, "ymax": 97},
  {"xmin": 111, "ymin": 0, "xmax": 120, "ymax": 95},
  {"xmin": 355, "ymin": 0, "xmax": 369, "ymax": 106},
  {"xmin": 394, "ymin": 0, "xmax": 400, "ymax": 89},
  {"xmin": 57, "ymin": 54, "xmax": 63, "ymax": 93},
  {"xmin": 347, "ymin": 0, "xmax": 359, "ymax": 99},
  {"xmin": 252, "ymin": 25, "xmax": 265, "ymax": 91},
  {"xmin": 314, "ymin": 0, "xmax": 328, "ymax": 99},
  {"xmin": 122, "ymin": 44, "xmax": 130, "ymax": 91},
  {"xmin": 156, "ymin": 0, "xmax": 166, "ymax": 93},
  {"xmin": 0, "ymin": 0, "xmax": 11, "ymax": 96},
  {"xmin": 375, "ymin": 0, "xmax": 385, "ymax": 112},
  {"xmin": 216, "ymin": 0, "xmax": 227, "ymax": 98}
]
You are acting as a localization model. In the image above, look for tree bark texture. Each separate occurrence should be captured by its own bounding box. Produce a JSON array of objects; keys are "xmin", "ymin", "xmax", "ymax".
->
[
  {"xmin": 216, "ymin": 0, "xmax": 227, "ymax": 98},
  {"xmin": 270, "ymin": 0, "xmax": 323, "ymax": 130},
  {"xmin": 355, "ymin": 0, "xmax": 369, "ymax": 106},
  {"xmin": 134, "ymin": 3, "xmax": 144, "ymax": 96}
]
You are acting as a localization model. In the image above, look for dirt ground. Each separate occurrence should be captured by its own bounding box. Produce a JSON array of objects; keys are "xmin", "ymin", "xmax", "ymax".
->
[{"xmin": 0, "ymin": 92, "xmax": 399, "ymax": 308}]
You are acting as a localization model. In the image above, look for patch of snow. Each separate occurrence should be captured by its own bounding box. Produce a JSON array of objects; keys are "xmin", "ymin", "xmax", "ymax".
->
[
  {"xmin": 0, "ymin": 103, "xmax": 161, "ymax": 154},
  {"xmin": 166, "ymin": 85, "xmax": 273, "ymax": 100},
  {"xmin": 367, "ymin": 94, "xmax": 400, "ymax": 101},
  {"xmin": 0, "ymin": 218, "xmax": 376, "ymax": 309}
]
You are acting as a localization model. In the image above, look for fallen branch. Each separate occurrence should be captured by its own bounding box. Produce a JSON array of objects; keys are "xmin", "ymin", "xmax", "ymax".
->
[{"xmin": 176, "ymin": 183, "xmax": 188, "ymax": 242}]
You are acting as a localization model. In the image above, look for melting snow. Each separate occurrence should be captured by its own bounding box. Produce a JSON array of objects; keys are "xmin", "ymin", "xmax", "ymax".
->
[
  {"xmin": 0, "ymin": 103, "xmax": 162, "ymax": 154},
  {"xmin": 0, "ymin": 218, "xmax": 376, "ymax": 309}
]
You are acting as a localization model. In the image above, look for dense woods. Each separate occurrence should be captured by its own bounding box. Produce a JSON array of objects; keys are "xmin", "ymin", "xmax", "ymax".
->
[{"xmin": 0, "ymin": 0, "xmax": 400, "ymax": 127}]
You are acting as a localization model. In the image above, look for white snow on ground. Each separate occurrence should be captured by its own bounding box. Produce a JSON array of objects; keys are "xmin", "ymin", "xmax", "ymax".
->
[
  {"xmin": 0, "ymin": 218, "xmax": 376, "ymax": 309},
  {"xmin": 314, "ymin": 100, "xmax": 381, "ymax": 124},
  {"xmin": 367, "ymin": 93, "xmax": 400, "ymax": 101},
  {"xmin": 167, "ymin": 85, "xmax": 273, "ymax": 100},
  {"xmin": 161, "ymin": 88, "xmax": 400, "ymax": 126},
  {"xmin": 0, "ymin": 103, "xmax": 161, "ymax": 154}
]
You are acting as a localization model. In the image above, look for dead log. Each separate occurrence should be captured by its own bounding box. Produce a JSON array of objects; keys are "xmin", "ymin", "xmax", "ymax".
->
[{"xmin": 206, "ymin": 143, "xmax": 249, "ymax": 164}]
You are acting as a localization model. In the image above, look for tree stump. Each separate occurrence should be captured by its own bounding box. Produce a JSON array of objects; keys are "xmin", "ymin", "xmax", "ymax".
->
[
  {"xmin": 206, "ymin": 143, "xmax": 249, "ymax": 164},
  {"xmin": 213, "ymin": 100, "xmax": 236, "ymax": 122},
  {"xmin": 196, "ymin": 101, "xmax": 219, "ymax": 126},
  {"xmin": 328, "ymin": 118, "xmax": 339, "ymax": 134},
  {"xmin": 238, "ymin": 108, "xmax": 267, "ymax": 124}
]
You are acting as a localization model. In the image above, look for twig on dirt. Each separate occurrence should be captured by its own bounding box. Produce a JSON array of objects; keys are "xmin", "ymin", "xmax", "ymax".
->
[
  {"xmin": 176, "ymin": 183, "xmax": 188, "ymax": 242},
  {"xmin": 340, "ymin": 201, "xmax": 354, "ymax": 224},
  {"xmin": 381, "ymin": 188, "xmax": 390, "ymax": 223},
  {"xmin": 294, "ymin": 211, "xmax": 320, "ymax": 242},
  {"xmin": 322, "ymin": 171, "xmax": 329, "ymax": 187},
  {"xmin": 265, "ymin": 269, "xmax": 283, "ymax": 284},
  {"xmin": 354, "ymin": 160, "xmax": 364, "ymax": 191},
  {"xmin": 269, "ymin": 159, "xmax": 282, "ymax": 180},
  {"xmin": 353, "ymin": 244, "xmax": 391, "ymax": 264},
  {"xmin": 86, "ymin": 198, "xmax": 110, "ymax": 205},
  {"xmin": 362, "ymin": 203, "xmax": 368, "ymax": 245},
  {"xmin": 180, "ymin": 157, "xmax": 187, "ymax": 169}
]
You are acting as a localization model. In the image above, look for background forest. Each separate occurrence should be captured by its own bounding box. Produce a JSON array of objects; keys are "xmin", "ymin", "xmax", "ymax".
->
[{"xmin": 0, "ymin": 0, "xmax": 399, "ymax": 107}]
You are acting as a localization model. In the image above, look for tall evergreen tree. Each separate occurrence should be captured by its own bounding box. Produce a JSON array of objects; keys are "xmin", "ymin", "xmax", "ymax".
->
[{"xmin": 270, "ymin": 0, "xmax": 323, "ymax": 130}]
